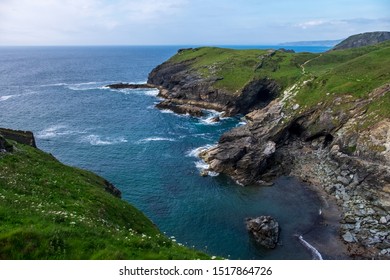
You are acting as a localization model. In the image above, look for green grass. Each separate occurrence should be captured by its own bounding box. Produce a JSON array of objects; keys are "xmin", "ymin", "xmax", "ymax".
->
[
  {"xmin": 296, "ymin": 42, "xmax": 390, "ymax": 110},
  {"xmin": 0, "ymin": 141, "xmax": 211, "ymax": 259},
  {"xmin": 169, "ymin": 42, "xmax": 390, "ymax": 116}
]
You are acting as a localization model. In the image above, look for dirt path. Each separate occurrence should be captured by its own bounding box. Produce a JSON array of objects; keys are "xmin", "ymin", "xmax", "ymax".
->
[{"xmin": 300, "ymin": 54, "xmax": 323, "ymax": 75}]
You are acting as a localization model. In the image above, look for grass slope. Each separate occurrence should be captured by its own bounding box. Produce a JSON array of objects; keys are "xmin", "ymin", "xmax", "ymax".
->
[
  {"xmin": 0, "ymin": 141, "xmax": 210, "ymax": 260},
  {"xmin": 171, "ymin": 42, "xmax": 390, "ymax": 117}
]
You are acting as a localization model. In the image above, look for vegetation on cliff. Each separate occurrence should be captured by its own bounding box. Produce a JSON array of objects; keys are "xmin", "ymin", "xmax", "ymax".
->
[
  {"xmin": 0, "ymin": 134, "xmax": 209, "ymax": 260},
  {"xmin": 149, "ymin": 35, "xmax": 390, "ymax": 259}
]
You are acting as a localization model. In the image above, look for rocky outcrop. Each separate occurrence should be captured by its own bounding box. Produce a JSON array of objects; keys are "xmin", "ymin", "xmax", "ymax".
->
[
  {"xmin": 104, "ymin": 179, "xmax": 122, "ymax": 198},
  {"xmin": 332, "ymin": 31, "xmax": 390, "ymax": 51},
  {"xmin": 147, "ymin": 51, "xmax": 279, "ymax": 116},
  {"xmin": 0, "ymin": 134, "xmax": 13, "ymax": 152},
  {"xmin": 0, "ymin": 127, "xmax": 122, "ymax": 199},
  {"xmin": 0, "ymin": 128, "xmax": 36, "ymax": 148},
  {"xmin": 200, "ymin": 83, "xmax": 390, "ymax": 258},
  {"xmin": 106, "ymin": 83, "xmax": 156, "ymax": 89},
  {"xmin": 246, "ymin": 216, "xmax": 279, "ymax": 249},
  {"xmin": 146, "ymin": 42, "xmax": 390, "ymax": 258}
]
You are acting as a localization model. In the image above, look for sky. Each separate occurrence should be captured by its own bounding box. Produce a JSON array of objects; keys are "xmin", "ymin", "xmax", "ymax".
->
[{"xmin": 0, "ymin": 0, "xmax": 389, "ymax": 46}]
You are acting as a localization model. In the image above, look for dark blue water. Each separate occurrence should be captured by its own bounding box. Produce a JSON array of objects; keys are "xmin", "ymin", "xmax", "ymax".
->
[{"xmin": 0, "ymin": 46, "xmax": 330, "ymax": 259}]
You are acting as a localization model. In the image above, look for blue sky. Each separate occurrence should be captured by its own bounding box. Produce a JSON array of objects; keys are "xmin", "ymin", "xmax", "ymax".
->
[{"xmin": 0, "ymin": 0, "xmax": 389, "ymax": 45}]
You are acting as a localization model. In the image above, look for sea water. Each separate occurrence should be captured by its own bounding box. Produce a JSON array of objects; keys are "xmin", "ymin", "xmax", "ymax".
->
[{"xmin": 0, "ymin": 45, "xmax": 332, "ymax": 259}]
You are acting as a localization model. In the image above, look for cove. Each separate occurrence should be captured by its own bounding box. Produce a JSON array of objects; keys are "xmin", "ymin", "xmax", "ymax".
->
[{"xmin": 0, "ymin": 46, "xmax": 340, "ymax": 259}]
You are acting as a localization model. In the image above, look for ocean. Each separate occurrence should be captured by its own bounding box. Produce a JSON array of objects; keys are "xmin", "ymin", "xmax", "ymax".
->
[{"xmin": 0, "ymin": 45, "xmax": 333, "ymax": 259}]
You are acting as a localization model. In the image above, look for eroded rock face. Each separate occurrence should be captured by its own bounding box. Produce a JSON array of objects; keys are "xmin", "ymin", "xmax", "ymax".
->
[
  {"xmin": 246, "ymin": 216, "xmax": 280, "ymax": 249},
  {"xmin": 0, "ymin": 128, "xmax": 36, "ymax": 148},
  {"xmin": 147, "ymin": 56, "xmax": 280, "ymax": 116},
  {"xmin": 201, "ymin": 84, "xmax": 390, "ymax": 258}
]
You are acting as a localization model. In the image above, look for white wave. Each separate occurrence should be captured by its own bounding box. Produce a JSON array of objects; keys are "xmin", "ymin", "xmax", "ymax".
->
[
  {"xmin": 194, "ymin": 160, "xmax": 219, "ymax": 177},
  {"xmin": 0, "ymin": 95, "xmax": 13, "ymax": 101},
  {"xmin": 83, "ymin": 134, "xmax": 127, "ymax": 146},
  {"xmin": 188, "ymin": 144, "xmax": 219, "ymax": 177},
  {"xmin": 67, "ymin": 82, "xmax": 104, "ymax": 91},
  {"xmin": 198, "ymin": 109, "xmax": 223, "ymax": 125},
  {"xmin": 298, "ymin": 235, "xmax": 323, "ymax": 260},
  {"xmin": 195, "ymin": 160, "xmax": 209, "ymax": 170},
  {"xmin": 138, "ymin": 137, "xmax": 176, "ymax": 143},
  {"xmin": 236, "ymin": 121, "xmax": 247, "ymax": 127},
  {"xmin": 186, "ymin": 144, "xmax": 215, "ymax": 157},
  {"xmin": 39, "ymin": 83, "xmax": 68, "ymax": 87},
  {"xmin": 160, "ymin": 109, "xmax": 175, "ymax": 114},
  {"xmin": 36, "ymin": 125, "xmax": 76, "ymax": 139},
  {"xmin": 143, "ymin": 89, "xmax": 159, "ymax": 97}
]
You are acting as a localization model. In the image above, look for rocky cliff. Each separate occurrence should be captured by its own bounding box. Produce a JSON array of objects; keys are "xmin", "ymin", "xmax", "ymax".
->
[
  {"xmin": 148, "ymin": 39, "xmax": 390, "ymax": 259},
  {"xmin": 148, "ymin": 48, "xmax": 281, "ymax": 116},
  {"xmin": 332, "ymin": 31, "xmax": 390, "ymax": 50}
]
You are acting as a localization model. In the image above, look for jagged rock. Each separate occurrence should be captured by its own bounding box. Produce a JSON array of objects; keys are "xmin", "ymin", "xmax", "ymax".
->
[
  {"xmin": 246, "ymin": 216, "xmax": 279, "ymax": 249},
  {"xmin": 148, "ymin": 56, "xmax": 280, "ymax": 116},
  {"xmin": 106, "ymin": 83, "xmax": 156, "ymax": 89},
  {"xmin": 156, "ymin": 100, "xmax": 204, "ymax": 117},
  {"xmin": 103, "ymin": 180, "xmax": 121, "ymax": 198},
  {"xmin": 0, "ymin": 134, "xmax": 13, "ymax": 152},
  {"xmin": 209, "ymin": 116, "xmax": 220, "ymax": 123},
  {"xmin": 342, "ymin": 231, "xmax": 356, "ymax": 243},
  {"xmin": 0, "ymin": 128, "xmax": 37, "ymax": 148}
]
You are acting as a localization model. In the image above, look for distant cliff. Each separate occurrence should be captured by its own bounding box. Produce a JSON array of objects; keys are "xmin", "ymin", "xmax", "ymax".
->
[
  {"xmin": 148, "ymin": 39, "xmax": 390, "ymax": 259},
  {"xmin": 332, "ymin": 31, "xmax": 390, "ymax": 50}
]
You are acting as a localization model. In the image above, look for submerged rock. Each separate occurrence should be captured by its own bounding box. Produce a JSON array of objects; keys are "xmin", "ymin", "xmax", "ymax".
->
[{"xmin": 246, "ymin": 216, "xmax": 280, "ymax": 249}]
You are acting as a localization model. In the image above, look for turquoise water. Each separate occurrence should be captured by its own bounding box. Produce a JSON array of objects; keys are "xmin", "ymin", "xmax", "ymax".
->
[{"xmin": 0, "ymin": 46, "xmax": 331, "ymax": 259}]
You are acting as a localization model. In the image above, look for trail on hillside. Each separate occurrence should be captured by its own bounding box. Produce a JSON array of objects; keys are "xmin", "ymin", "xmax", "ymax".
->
[{"xmin": 300, "ymin": 54, "xmax": 323, "ymax": 75}]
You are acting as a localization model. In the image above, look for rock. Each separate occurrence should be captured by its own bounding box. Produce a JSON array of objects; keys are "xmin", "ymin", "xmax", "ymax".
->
[
  {"xmin": 379, "ymin": 216, "xmax": 387, "ymax": 224},
  {"xmin": 103, "ymin": 180, "xmax": 121, "ymax": 198},
  {"xmin": 0, "ymin": 134, "xmax": 13, "ymax": 152},
  {"xmin": 342, "ymin": 231, "xmax": 356, "ymax": 243},
  {"xmin": 292, "ymin": 104, "xmax": 300, "ymax": 110},
  {"xmin": 343, "ymin": 215, "xmax": 356, "ymax": 224},
  {"xmin": 156, "ymin": 100, "xmax": 204, "ymax": 117},
  {"xmin": 209, "ymin": 116, "xmax": 220, "ymax": 123},
  {"xmin": 263, "ymin": 141, "xmax": 276, "ymax": 156},
  {"xmin": 106, "ymin": 83, "xmax": 156, "ymax": 89},
  {"xmin": 0, "ymin": 128, "xmax": 37, "ymax": 148},
  {"xmin": 246, "ymin": 216, "xmax": 279, "ymax": 249},
  {"xmin": 337, "ymin": 176, "xmax": 351, "ymax": 186}
]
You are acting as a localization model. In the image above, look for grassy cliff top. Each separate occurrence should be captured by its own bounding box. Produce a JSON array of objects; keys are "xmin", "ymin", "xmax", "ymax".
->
[
  {"xmin": 0, "ymin": 139, "xmax": 210, "ymax": 260},
  {"xmin": 169, "ymin": 41, "xmax": 390, "ymax": 117}
]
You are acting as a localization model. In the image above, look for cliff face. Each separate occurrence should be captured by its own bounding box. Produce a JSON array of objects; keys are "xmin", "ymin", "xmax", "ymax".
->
[
  {"xmin": 148, "ymin": 40, "xmax": 390, "ymax": 259},
  {"xmin": 332, "ymin": 31, "xmax": 390, "ymax": 51},
  {"xmin": 148, "ymin": 48, "xmax": 281, "ymax": 116}
]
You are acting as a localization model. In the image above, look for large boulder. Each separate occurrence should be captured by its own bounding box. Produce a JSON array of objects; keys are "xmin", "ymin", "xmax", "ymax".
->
[{"xmin": 246, "ymin": 216, "xmax": 280, "ymax": 249}]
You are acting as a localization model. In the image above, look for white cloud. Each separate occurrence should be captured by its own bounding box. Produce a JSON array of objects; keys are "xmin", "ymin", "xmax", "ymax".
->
[
  {"xmin": 295, "ymin": 20, "xmax": 326, "ymax": 29},
  {"xmin": 0, "ymin": 0, "xmax": 188, "ymax": 45}
]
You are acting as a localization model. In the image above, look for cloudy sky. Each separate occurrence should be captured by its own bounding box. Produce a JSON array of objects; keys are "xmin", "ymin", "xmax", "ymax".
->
[{"xmin": 0, "ymin": 0, "xmax": 389, "ymax": 45}]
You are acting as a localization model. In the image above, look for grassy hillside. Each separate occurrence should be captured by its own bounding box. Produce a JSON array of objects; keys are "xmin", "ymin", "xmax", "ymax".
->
[
  {"xmin": 0, "ymin": 139, "xmax": 210, "ymax": 260},
  {"xmin": 171, "ymin": 41, "xmax": 390, "ymax": 117}
]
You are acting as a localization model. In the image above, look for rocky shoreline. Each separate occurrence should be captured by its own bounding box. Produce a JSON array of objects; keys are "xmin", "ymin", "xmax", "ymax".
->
[{"xmin": 144, "ymin": 46, "xmax": 390, "ymax": 259}]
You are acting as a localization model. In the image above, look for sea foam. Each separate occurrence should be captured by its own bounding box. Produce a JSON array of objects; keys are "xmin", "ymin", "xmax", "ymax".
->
[
  {"xmin": 137, "ymin": 137, "xmax": 176, "ymax": 143},
  {"xmin": 83, "ymin": 134, "xmax": 127, "ymax": 146},
  {"xmin": 297, "ymin": 235, "xmax": 323, "ymax": 260}
]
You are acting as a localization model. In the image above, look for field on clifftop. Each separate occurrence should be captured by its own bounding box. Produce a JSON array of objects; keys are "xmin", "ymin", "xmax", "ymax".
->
[{"xmin": 170, "ymin": 41, "xmax": 390, "ymax": 118}]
